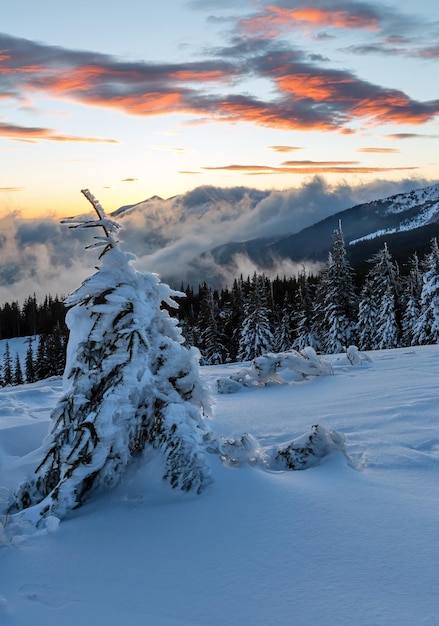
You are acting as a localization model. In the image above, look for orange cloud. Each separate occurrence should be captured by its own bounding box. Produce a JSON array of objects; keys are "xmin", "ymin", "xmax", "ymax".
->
[
  {"xmin": 240, "ymin": 4, "xmax": 379, "ymax": 37},
  {"xmin": 0, "ymin": 187, "xmax": 22, "ymax": 191},
  {"xmin": 2, "ymin": 33, "xmax": 438, "ymax": 137},
  {"xmin": 273, "ymin": 71, "xmax": 439, "ymax": 127},
  {"xmin": 281, "ymin": 159, "xmax": 359, "ymax": 165},
  {"xmin": 214, "ymin": 98, "xmax": 341, "ymax": 132},
  {"xmin": 276, "ymin": 73, "xmax": 356, "ymax": 100},
  {"xmin": 357, "ymin": 147, "xmax": 399, "ymax": 153},
  {"xmin": 203, "ymin": 162, "xmax": 417, "ymax": 175},
  {"xmin": 0, "ymin": 122, "xmax": 118, "ymax": 144},
  {"xmin": 269, "ymin": 145, "xmax": 305, "ymax": 152},
  {"xmin": 272, "ymin": 6, "xmax": 379, "ymax": 30}
]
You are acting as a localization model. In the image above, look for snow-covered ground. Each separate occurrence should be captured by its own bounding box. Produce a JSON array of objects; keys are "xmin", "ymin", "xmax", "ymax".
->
[{"xmin": 1, "ymin": 344, "xmax": 439, "ymax": 625}]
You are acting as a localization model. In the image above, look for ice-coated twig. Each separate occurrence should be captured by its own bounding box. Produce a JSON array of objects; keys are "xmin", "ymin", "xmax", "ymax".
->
[{"xmin": 60, "ymin": 189, "xmax": 121, "ymax": 254}]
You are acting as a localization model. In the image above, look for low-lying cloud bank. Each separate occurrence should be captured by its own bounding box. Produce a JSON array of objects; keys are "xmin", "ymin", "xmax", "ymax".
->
[{"xmin": 0, "ymin": 176, "xmax": 433, "ymax": 303}]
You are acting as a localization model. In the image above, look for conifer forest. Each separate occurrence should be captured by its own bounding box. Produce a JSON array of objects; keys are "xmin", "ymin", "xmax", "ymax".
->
[{"xmin": 1, "ymin": 229, "xmax": 439, "ymax": 386}]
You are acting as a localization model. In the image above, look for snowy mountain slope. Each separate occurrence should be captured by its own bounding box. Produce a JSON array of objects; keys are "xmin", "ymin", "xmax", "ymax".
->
[
  {"xmin": 104, "ymin": 182, "xmax": 439, "ymax": 285},
  {"xmin": 207, "ymin": 182, "xmax": 439, "ymax": 271},
  {"xmin": 350, "ymin": 183, "xmax": 439, "ymax": 244},
  {"xmin": 1, "ymin": 345, "xmax": 439, "ymax": 625}
]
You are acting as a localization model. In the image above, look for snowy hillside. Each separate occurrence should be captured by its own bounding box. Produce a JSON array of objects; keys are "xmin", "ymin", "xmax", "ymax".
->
[
  {"xmin": 350, "ymin": 182, "xmax": 439, "ymax": 244},
  {"xmin": 1, "ymin": 345, "xmax": 439, "ymax": 625}
]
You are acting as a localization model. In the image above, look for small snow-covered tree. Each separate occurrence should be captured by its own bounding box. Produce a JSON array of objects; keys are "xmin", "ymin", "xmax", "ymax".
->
[
  {"xmin": 13, "ymin": 353, "xmax": 23, "ymax": 386},
  {"xmin": 25, "ymin": 337, "xmax": 36, "ymax": 384},
  {"xmin": 412, "ymin": 238, "xmax": 439, "ymax": 345},
  {"xmin": 356, "ymin": 278, "xmax": 377, "ymax": 351},
  {"xmin": 293, "ymin": 270, "xmax": 320, "ymax": 351},
  {"xmin": 376, "ymin": 285, "xmax": 399, "ymax": 349},
  {"xmin": 318, "ymin": 226, "xmax": 357, "ymax": 354},
  {"xmin": 10, "ymin": 190, "xmax": 212, "ymax": 524},
  {"xmin": 197, "ymin": 284, "xmax": 228, "ymax": 364},
  {"xmin": 2, "ymin": 342, "xmax": 12, "ymax": 386},
  {"xmin": 238, "ymin": 273, "xmax": 274, "ymax": 361},
  {"xmin": 274, "ymin": 295, "xmax": 295, "ymax": 353},
  {"xmin": 401, "ymin": 253, "xmax": 422, "ymax": 346},
  {"xmin": 357, "ymin": 243, "xmax": 401, "ymax": 350}
]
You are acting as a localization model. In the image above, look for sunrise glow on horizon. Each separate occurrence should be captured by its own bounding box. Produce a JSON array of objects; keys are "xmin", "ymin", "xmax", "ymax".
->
[{"xmin": 1, "ymin": 0, "xmax": 438, "ymax": 219}]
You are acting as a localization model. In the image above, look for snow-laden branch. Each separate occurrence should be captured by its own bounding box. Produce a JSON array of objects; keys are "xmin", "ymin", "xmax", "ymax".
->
[
  {"xmin": 60, "ymin": 189, "xmax": 121, "ymax": 256},
  {"xmin": 217, "ymin": 347, "xmax": 333, "ymax": 393},
  {"xmin": 207, "ymin": 424, "xmax": 349, "ymax": 471}
]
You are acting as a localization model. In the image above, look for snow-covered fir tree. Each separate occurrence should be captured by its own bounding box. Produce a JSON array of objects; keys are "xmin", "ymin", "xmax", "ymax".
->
[
  {"xmin": 356, "ymin": 278, "xmax": 377, "ymax": 351},
  {"xmin": 238, "ymin": 273, "xmax": 274, "ymax": 361},
  {"xmin": 25, "ymin": 337, "xmax": 36, "ymax": 384},
  {"xmin": 221, "ymin": 278, "xmax": 246, "ymax": 361},
  {"xmin": 357, "ymin": 243, "xmax": 401, "ymax": 350},
  {"xmin": 412, "ymin": 238, "xmax": 439, "ymax": 345},
  {"xmin": 10, "ymin": 190, "xmax": 212, "ymax": 524},
  {"xmin": 13, "ymin": 352, "xmax": 23, "ymax": 386},
  {"xmin": 34, "ymin": 334, "xmax": 51, "ymax": 381},
  {"xmin": 376, "ymin": 285, "xmax": 400, "ymax": 349},
  {"xmin": 293, "ymin": 269, "xmax": 320, "ymax": 351},
  {"xmin": 197, "ymin": 283, "xmax": 228, "ymax": 364},
  {"xmin": 274, "ymin": 294, "xmax": 295, "ymax": 352},
  {"xmin": 401, "ymin": 253, "xmax": 423, "ymax": 346},
  {"xmin": 317, "ymin": 226, "xmax": 357, "ymax": 353},
  {"xmin": 2, "ymin": 341, "xmax": 12, "ymax": 386}
]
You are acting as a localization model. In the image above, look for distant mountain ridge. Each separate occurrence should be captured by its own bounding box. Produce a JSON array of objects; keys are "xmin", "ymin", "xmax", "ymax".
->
[
  {"xmin": 112, "ymin": 182, "xmax": 439, "ymax": 284},
  {"xmin": 207, "ymin": 182, "xmax": 439, "ymax": 272}
]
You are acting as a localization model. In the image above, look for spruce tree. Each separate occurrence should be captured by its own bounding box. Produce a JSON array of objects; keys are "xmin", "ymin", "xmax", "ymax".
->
[
  {"xmin": 34, "ymin": 334, "xmax": 51, "ymax": 380},
  {"xmin": 357, "ymin": 243, "xmax": 401, "ymax": 350},
  {"xmin": 293, "ymin": 270, "xmax": 320, "ymax": 351},
  {"xmin": 238, "ymin": 273, "xmax": 274, "ymax": 361},
  {"xmin": 2, "ymin": 341, "xmax": 12, "ymax": 386},
  {"xmin": 10, "ymin": 190, "xmax": 212, "ymax": 524},
  {"xmin": 356, "ymin": 278, "xmax": 377, "ymax": 351},
  {"xmin": 222, "ymin": 278, "xmax": 245, "ymax": 361},
  {"xmin": 197, "ymin": 284, "xmax": 228, "ymax": 364},
  {"xmin": 401, "ymin": 253, "xmax": 422, "ymax": 346},
  {"xmin": 376, "ymin": 285, "xmax": 399, "ymax": 349},
  {"xmin": 13, "ymin": 353, "xmax": 23, "ymax": 386},
  {"xmin": 318, "ymin": 226, "xmax": 357, "ymax": 354},
  {"xmin": 275, "ymin": 294, "xmax": 295, "ymax": 352},
  {"xmin": 412, "ymin": 238, "xmax": 439, "ymax": 345},
  {"xmin": 25, "ymin": 337, "xmax": 36, "ymax": 384}
]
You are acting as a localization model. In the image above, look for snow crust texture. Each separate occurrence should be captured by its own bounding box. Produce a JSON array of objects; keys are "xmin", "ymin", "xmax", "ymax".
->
[{"xmin": 1, "ymin": 346, "xmax": 439, "ymax": 625}]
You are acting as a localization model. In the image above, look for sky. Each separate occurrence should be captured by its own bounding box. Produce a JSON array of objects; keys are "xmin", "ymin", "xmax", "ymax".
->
[{"xmin": 1, "ymin": 0, "xmax": 439, "ymax": 219}]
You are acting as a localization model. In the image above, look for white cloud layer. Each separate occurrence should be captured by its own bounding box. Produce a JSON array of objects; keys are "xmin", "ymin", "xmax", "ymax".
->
[{"xmin": 0, "ymin": 176, "xmax": 432, "ymax": 303}]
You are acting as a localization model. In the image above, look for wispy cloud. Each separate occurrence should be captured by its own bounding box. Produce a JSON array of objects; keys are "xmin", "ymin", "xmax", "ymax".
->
[
  {"xmin": 149, "ymin": 145, "xmax": 188, "ymax": 155},
  {"xmin": 383, "ymin": 133, "xmax": 439, "ymax": 140},
  {"xmin": 342, "ymin": 41, "xmax": 439, "ymax": 60},
  {"xmin": 0, "ymin": 186, "xmax": 22, "ymax": 192},
  {"xmin": 202, "ymin": 161, "xmax": 417, "ymax": 175},
  {"xmin": 235, "ymin": 1, "xmax": 438, "ymax": 62},
  {"xmin": 269, "ymin": 145, "xmax": 305, "ymax": 152},
  {"xmin": 0, "ymin": 121, "xmax": 118, "ymax": 143},
  {"xmin": 239, "ymin": 4, "xmax": 382, "ymax": 38},
  {"xmin": 357, "ymin": 147, "xmax": 399, "ymax": 153}
]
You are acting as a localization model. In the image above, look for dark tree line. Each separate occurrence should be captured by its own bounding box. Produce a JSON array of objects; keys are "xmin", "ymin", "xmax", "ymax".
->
[
  {"xmin": 173, "ymin": 230, "xmax": 439, "ymax": 363},
  {"xmin": 0, "ymin": 327, "xmax": 68, "ymax": 387},
  {"xmin": 1, "ymin": 230, "xmax": 439, "ymax": 382},
  {"xmin": 0, "ymin": 294, "xmax": 66, "ymax": 340}
]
